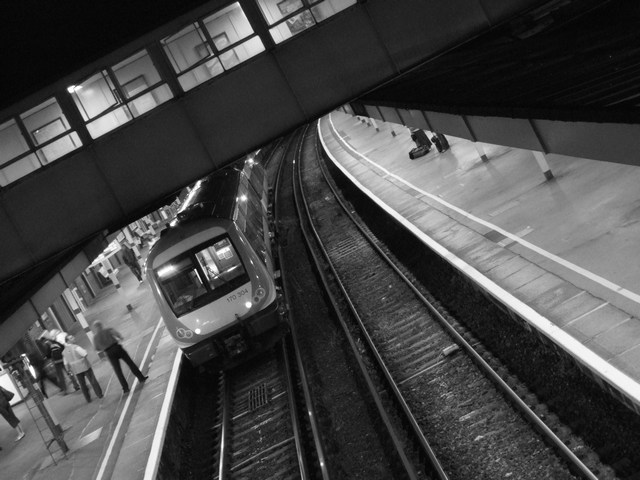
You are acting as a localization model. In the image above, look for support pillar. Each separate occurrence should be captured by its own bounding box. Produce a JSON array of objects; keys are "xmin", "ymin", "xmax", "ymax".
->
[
  {"xmin": 370, "ymin": 118, "xmax": 380, "ymax": 132},
  {"xmin": 102, "ymin": 258, "xmax": 133, "ymax": 311},
  {"xmin": 533, "ymin": 151, "xmax": 554, "ymax": 180},
  {"xmin": 63, "ymin": 289, "xmax": 103, "ymax": 358},
  {"xmin": 475, "ymin": 143, "xmax": 489, "ymax": 162}
]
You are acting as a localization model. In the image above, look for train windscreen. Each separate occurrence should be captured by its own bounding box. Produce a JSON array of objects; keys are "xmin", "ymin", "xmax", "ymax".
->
[{"xmin": 155, "ymin": 235, "xmax": 249, "ymax": 316}]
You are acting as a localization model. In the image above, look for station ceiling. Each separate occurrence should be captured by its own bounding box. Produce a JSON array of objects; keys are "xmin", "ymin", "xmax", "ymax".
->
[{"xmin": 359, "ymin": 0, "xmax": 640, "ymax": 125}]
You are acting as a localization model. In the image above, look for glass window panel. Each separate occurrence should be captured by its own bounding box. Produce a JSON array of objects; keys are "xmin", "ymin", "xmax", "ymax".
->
[
  {"xmin": 257, "ymin": 0, "xmax": 304, "ymax": 25},
  {"xmin": 269, "ymin": 10, "xmax": 316, "ymax": 43},
  {"xmin": 156, "ymin": 256, "xmax": 208, "ymax": 317},
  {"xmin": 310, "ymin": 0, "xmax": 355, "ymax": 22},
  {"xmin": 162, "ymin": 24, "xmax": 210, "ymax": 74},
  {"xmin": 177, "ymin": 59, "xmax": 224, "ymax": 91},
  {"xmin": 128, "ymin": 85, "xmax": 173, "ymax": 117},
  {"xmin": 0, "ymin": 119, "xmax": 29, "ymax": 166},
  {"xmin": 113, "ymin": 50, "xmax": 162, "ymax": 99},
  {"xmin": 36, "ymin": 132, "xmax": 82, "ymax": 164},
  {"xmin": 86, "ymin": 106, "xmax": 132, "ymax": 139},
  {"xmin": 195, "ymin": 237, "xmax": 247, "ymax": 292},
  {"xmin": 221, "ymin": 37, "xmax": 264, "ymax": 69},
  {"xmin": 20, "ymin": 98, "xmax": 71, "ymax": 146},
  {"xmin": 203, "ymin": 3, "xmax": 254, "ymax": 47},
  {"xmin": 0, "ymin": 153, "xmax": 40, "ymax": 186},
  {"xmin": 70, "ymin": 72, "xmax": 119, "ymax": 121}
]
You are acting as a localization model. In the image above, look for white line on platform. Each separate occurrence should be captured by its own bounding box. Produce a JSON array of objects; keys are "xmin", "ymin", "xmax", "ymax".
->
[
  {"xmin": 327, "ymin": 114, "xmax": 640, "ymax": 306},
  {"xmin": 143, "ymin": 348, "xmax": 183, "ymax": 480},
  {"xmin": 95, "ymin": 317, "xmax": 163, "ymax": 480},
  {"xmin": 321, "ymin": 114, "xmax": 640, "ymax": 405}
]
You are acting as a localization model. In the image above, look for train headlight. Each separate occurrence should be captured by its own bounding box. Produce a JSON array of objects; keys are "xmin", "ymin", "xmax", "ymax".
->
[
  {"xmin": 253, "ymin": 287, "xmax": 266, "ymax": 303},
  {"xmin": 245, "ymin": 301, "xmax": 252, "ymax": 309},
  {"xmin": 195, "ymin": 328, "xmax": 201, "ymax": 335},
  {"xmin": 176, "ymin": 327, "xmax": 194, "ymax": 339}
]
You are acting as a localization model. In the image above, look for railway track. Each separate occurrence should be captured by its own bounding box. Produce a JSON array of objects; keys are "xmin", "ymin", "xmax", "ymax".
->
[
  {"xmin": 213, "ymin": 347, "xmax": 307, "ymax": 479},
  {"xmin": 159, "ymin": 133, "xmax": 324, "ymax": 480},
  {"xmin": 292, "ymin": 122, "xmax": 607, "ymax": 480}
]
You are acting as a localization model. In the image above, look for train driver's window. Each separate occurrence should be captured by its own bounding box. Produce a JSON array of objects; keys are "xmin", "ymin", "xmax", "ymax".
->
[
  {"xmin": 195, "ymin": 237, "xmax": 248, "ymax": 292},
  {"xmin": 156, "ymin": 256, "xmax": 207, "ymax": 316}
]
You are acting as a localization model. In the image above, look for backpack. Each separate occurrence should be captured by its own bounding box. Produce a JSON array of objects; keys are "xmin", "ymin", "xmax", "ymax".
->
[{"xmin": 49, "ymin": 340, "xmax": 65, "ymax": 362}]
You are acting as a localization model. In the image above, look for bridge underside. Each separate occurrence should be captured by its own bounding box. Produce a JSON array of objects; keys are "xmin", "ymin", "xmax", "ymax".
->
[{"xmin": 2, "ymin": 0, "xmax": 638, "ymax": 331}]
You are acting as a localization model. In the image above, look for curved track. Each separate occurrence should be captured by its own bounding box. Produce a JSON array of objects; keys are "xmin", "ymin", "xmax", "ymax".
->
[{"xmin": 294, "ymin": 122, "xmax": 605, "ymax": 480}]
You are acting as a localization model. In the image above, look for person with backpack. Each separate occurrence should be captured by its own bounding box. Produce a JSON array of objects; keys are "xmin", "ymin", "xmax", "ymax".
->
[
  {"xmin": 39, "ymin": 331, "xmax": 78, "ymax": 395},
  {"xmin": 62, "ymin": 334, "xmax": 103, "ymax": 403}
]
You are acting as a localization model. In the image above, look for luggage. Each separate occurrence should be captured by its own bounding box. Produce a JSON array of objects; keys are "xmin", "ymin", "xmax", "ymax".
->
[
  {"xmin": 409, "ymin": 145, "xmax": 430, "ymax": 159},
  {"xmin": 431, "ymin": 133, "xmax": 449, "ymax": 152},
  {"xmin": 431, "ymin": 135, "xmax": 444, "ymax": 153}
]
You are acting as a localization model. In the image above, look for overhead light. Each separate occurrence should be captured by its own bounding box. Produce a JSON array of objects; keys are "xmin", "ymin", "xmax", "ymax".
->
[{"xmin": 67, "ymin": 85, "xmax": 82, "ymax": 93}]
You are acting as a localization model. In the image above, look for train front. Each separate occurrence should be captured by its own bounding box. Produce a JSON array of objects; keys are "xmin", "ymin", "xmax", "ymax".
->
[{"xmin": 146, "ymin": 219, "xmax": 282, "ymax": 367}]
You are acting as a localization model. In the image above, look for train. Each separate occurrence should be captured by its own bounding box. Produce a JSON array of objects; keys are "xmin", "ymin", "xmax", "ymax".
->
[{"xmin": 146, "ymin": 156, "xmax": 287, "ymax": 367}]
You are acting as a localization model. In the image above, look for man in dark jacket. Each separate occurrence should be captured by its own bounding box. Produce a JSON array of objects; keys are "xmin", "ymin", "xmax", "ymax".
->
[
  {"xmin": 121, "ymin": 243, "xmax": 143, "ymax": 282},
  {"xmin": 93, "ymin": 321, "xmax": 147, "ymax": 394}
]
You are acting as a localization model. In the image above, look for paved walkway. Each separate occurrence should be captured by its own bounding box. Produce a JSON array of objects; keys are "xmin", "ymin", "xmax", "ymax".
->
[
  {"xmin": 320, "ymin": 110, "xmax": 640, "ymax": 408},
  {"xmin": 0, "ymin": 252, "xmax": 179, "ymax": 480}
]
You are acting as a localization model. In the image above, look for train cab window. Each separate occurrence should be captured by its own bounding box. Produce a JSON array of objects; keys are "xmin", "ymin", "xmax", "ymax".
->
[
  {"xmin": 255, "ymin": 0, "xmax": 356, "ymax": 44},
  {"xmin": 155, "ymin": 236, "xmax": 249, "ymax": 316},
  {"xmin": 156, "ymin": 256, "xmax": 208, "ymax": 316},
  {"xmin": 195, "ymin": 237, "xmax": 248, "ymax": 292}
]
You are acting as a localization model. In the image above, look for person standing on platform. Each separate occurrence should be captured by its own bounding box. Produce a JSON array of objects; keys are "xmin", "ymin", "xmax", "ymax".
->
[
  {"xmin": 62, "ymin": 334, "xmax": 103, "ymax": 403},
  {"xmin": 28, "ymin": 350, "xmax": 56, "ymax": 399},
  {"xmin": 92, "ymin": 321, "xmax": 148, "ymax": 394},
  {"xmin": 0, "ymin": 385, "xmax": 25, "ymax": 442},
  {"xmin": 39, "ymin": 332, "xmax": 77, "ymax": 395},
  {"xmin": 121, "ymin": 242, "xmax": 143, "ymax": 282}
]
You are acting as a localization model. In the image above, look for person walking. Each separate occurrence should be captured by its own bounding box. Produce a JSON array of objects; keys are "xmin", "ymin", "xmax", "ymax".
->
[
  {"xmin": 62, "ymin": 334, "xmax": 103, "ymax": 403},
  {"xmin": 0, "ymin": 385, "xmax": 25, "ymax": 442},
  {"xmin": 92, "ymin": 321, "xmax": 147, "ymax": 394},
  {"xmin": 121, "ymin": 242, "xmax": 143, "ymax": 282}
]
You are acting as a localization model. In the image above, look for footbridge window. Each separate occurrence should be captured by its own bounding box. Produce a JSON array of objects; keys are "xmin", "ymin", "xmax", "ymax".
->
[
  {"xmin": 0, "ymin": 98, "xmax": 82, "ymax": 186},
  {"xmin": 161, "ymin": 2, "xmax": 265, "ymax": 92},
  {"xmin": 67, "ymin": 50, "xmax": 173, "ymax": 139},
  {"xmin": 256, "ymin": 0, "xmax": 356, "ymax": 43}
]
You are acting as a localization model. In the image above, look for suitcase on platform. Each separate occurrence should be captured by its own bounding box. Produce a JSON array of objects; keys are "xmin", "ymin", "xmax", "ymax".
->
[
  {"xmin": 431, "ymin": 135, "xmax": 443, "ymax": 152},
  {"xmin": 409, "ymin": 145, "xmax": 430, "ymax": 159}
]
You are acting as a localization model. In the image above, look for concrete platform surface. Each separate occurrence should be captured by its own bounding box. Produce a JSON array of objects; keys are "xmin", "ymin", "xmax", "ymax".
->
[
  {"xmin": 0, "ymin": 261, "xmax": 179, "ymax": 480},
  {"xmin": 320, "ymin": 110, "xmax": 640, "ymax": 408}
]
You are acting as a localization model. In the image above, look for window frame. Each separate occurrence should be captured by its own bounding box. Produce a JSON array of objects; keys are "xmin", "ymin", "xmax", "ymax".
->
[
  {"xmin": 0, "ymin": 97, "xmax": 82, "ymax": 184},
  {"xmin": 67, "ymin": 49, "xmax": 170, "ymax": 135},
  {"xmin": 161, "ymin": 2, "xmax": 265, "ymax": 89}
]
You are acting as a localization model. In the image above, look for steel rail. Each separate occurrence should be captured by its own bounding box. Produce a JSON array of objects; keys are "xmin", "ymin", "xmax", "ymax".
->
[
  {"xmin": 275, "ymin": 125, "xmax": 331, "ymax": 480},
  {"xmin": 216, "ymin": 370, "xmax": 231, "ymax": 480},
  {"xmin": 313, "ymin": 127, "xmax": 600, "ymax": 480},
  {"xmin": 293, "ymin": 124, "xmax": 428, "ymax": 480}
]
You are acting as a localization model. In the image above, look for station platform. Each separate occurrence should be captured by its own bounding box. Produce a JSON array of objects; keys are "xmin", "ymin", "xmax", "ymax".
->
[
  {"xmin": 0, "ymin": 258, "xmax": 180, "ymax": 480},
  {"xmin": 319, "ymin": 111, "xmax": 640, "ymax": 411}
]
